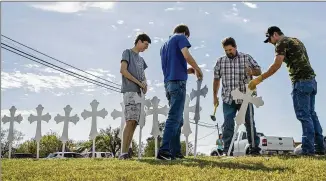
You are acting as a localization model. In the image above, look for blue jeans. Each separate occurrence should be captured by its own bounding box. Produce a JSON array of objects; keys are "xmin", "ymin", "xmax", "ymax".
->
[
  {"xmin": 222, "ymin": 101, "xmax": 260, "ymax": 154},
  {"xmin": 292, "ymin": 78, "xmax": 324, "ymax": 154},
  {"xmin": 159, "ymin": 80, "xmax": 186, "ymax": 157}
]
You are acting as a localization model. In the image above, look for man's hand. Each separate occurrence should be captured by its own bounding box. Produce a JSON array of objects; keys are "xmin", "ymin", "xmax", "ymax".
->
[
  {"xmin": 195, "ymin": 68, "xmax": 203, "ymax": 80},
  {"xmin": 142, "ymin": 85, "xmax": 147, "ymax": 94},
  {"xmin": 213, "ymin": 96, "xmax": 219, "ymax": 107},
  {"xmin": 248, "ymin": 75, "xmax": 263, "ymax": 90},
  {"xmin": 138, "ymin": 81, "xmax": 147, "ymax": 90},
  {"xmin": 187, "ymin": 67, "xmax": 195, "ymax": 74}
]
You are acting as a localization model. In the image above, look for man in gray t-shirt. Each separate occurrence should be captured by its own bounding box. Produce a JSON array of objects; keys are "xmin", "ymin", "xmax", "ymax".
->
[{"xmin": 119, "ymin": 33, "xmax": 151, "ymax": 159}]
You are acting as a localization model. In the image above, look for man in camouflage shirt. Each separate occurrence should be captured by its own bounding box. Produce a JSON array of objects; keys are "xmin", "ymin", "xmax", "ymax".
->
[{"xmin": 248, "ymin": 26, "xmax": 325, "ymax": 155}]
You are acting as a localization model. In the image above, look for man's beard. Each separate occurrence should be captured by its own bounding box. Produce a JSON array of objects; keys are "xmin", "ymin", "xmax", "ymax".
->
[{"xmin": 226, "ymin": 53, "xmax": 235, "ymax": 58}]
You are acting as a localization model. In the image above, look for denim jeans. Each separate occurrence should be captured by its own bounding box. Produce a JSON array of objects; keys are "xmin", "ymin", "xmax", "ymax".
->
[
  {"xmin": 222, "ymin": 101, "xmax": 260, "ymax": 154},
  {"xmin": 159, "ymin": 80, "xmax": 186, "ymax": 157},
  {"xmin": 292, "ymin": 78, "xmax": 325, "ymax": 154}
]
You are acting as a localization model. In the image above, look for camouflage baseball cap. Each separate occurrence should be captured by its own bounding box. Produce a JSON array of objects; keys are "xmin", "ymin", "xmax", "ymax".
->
[{"xmin": 264, "ymin": 26, "xmax": 282, "ymax": 43}]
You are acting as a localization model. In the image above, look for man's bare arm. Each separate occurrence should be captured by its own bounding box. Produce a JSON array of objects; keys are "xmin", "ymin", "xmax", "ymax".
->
[
  {"xmin": 181, "ymin": 47, "xmax": 201, "ymax": 72},
  {"xmin": 213, "ymin": 78, "xmax": 221, "ymax": 97},
  {"xmin": 261, "ymin": 55, "xmax": 284, "ymax": 81},
  {"xmin": 120, "ymin": 61, "xmax": 143, "ymax": 87}
]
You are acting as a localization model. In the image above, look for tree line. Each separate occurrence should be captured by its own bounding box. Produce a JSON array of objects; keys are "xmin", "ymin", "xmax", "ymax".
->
[{"xmin": 1, "ymin": 125, "xmax": 195, "ymax": 158}]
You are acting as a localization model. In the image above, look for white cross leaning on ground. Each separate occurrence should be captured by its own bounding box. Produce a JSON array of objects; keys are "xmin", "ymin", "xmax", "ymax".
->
[
  {"xmin": 146, "ymin": 96, "xmax": 169, "ymax": 158},
  {"xmin": 28, "ymin": 104, "xmax": 51, "ymax": 159},
  {"xmin": 54, "ymin": 105, "xmax": 80, "ymax": 157},
  {"xmin": 227, "ymin": 84, "xmax": 264, "ymax": 156},
  {"xmin": 1, "ymin": 106, "xmax": 23, "ymax": 159},
  {"xmin": 182, "ymin": 94, "xmax": 202, "ymax": 156},
  {"xmin": 190, "ymin": 80, "xmax": 208, "ymax": 158}
]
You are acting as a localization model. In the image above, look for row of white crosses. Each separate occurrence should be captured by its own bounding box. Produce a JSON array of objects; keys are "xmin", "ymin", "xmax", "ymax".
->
[{"xmin": 1, "ymin": 80, "xmax": 209, "ymax": 159}]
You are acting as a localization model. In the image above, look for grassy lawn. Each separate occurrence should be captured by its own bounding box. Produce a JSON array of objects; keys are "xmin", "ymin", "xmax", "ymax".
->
[{"xmin": 2, "ymin": 156, "xmax": 326, "ymax": 181}]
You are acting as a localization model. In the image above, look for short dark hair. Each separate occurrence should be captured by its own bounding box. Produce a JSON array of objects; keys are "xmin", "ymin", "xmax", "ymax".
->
[
  {"xmin": 134, "ymin": 33, "xmax": 151, "ymax": 45},
  {"xmin": 173, "ymin": 24, "xmax": 190, "ymax": 37},
  {"xmin": 222, "ymin": 37, "xmax": 237, "ymax": 48}
]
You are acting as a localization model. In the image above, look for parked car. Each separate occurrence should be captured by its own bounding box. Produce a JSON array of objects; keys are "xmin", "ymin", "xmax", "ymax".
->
[
  {"xmin": 211, "ymin": 131, "xmax": 295, "ymax": 156},
  {"xmin": 46, "ymin": 152, "xmax": 83, "ymax": 159},
  {"xmin": 83, "ymin": 152, "xmax": 114, "ymax": 158},
  {"xmin": 12, "ymin": 153, "xmax": 36, "ymax": 159}
]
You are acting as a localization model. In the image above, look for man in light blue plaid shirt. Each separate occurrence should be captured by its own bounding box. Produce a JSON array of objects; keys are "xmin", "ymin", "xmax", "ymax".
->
[{"xmin": 213, "ymin": 37, "xmax": 262, "ymax": 156}]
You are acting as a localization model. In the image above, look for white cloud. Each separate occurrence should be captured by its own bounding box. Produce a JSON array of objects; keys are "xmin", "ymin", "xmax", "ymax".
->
[
  {"xmin": 1, "ymin": 67, "xmax": 119, "ymax": 94},
  {"xmin": 149, "ymin": 22, "xmax": 154, "ymax": 25},
  {"xmin": 242, "ymin": 2, "xmax": 258, "ymax": 9},
  {"xmin": 199, "ymin": 64, "xmax": 207, "ymax": 68},
  {"xmin": 117, "ymin": 20, "xmax": 124, "ymax": 25},
  {"xmin": 1, "ymin": 109, "xmax": 37, "ymax": 118},
  {"xmin": 205, "ymin": 54, "xmax": 210, "ymax": 57},
  {"xmin": 23, "ymin": 64, "xmax": 40, "ymax": 68},
  {"xmin": 193, "ymin": 45, "xmax": 206, "ymax": 50},
  {"xmin": 31, "ymin": 2, "xmax": 115, "ymax": 13},
  {"xmin": 133, "ymin": 28, "xmax": 141, "ymax": 32},
  {"xmin": 164, "ymin": 7, "xmax": 184, "ymax": 11},
  {"xmin": 111, "ymin": 25, "xmax": 117, "ymax": 30}
]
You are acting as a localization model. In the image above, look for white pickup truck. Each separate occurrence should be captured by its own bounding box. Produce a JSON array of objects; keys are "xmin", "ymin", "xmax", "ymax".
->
[{"xmin": 233, "ymin": 131, "xmax": 295, "ymax": 156}]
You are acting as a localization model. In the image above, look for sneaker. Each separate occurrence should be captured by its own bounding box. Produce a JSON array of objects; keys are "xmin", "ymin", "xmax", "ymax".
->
[
  {"xmin": 119, "ymin": 153, "xmax": 130, "ymax": 160},
  {"xmin": 128, "ymin": 148, "xmax": 133, "ymax": 158},
  {"xmin": 175, "ymin": 153, "xmax": 185, "ymax": 159},
  {"xmin": 157, "ymin": 151, "xmax": 172, "ymax": 160},
  {"xmin": 315, "ymin": 150, "xmax": 326, "ymax": 156},
  {"xmin": 249, "ymin": 147, "xmax": 261, "ymax": 156}
]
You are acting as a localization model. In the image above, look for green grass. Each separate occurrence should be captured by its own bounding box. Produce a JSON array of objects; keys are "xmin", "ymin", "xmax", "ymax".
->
[{"xmin": 2, "ymin": 156, "xmax": 326, "ymax": 181}]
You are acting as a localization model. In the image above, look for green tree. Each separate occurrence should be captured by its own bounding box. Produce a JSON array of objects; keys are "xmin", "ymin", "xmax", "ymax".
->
[
  {"xmin": 1, "ymin": 128, "xmax": 24, "ymax": 157},
  {"xmin": 74, "ymin": 127, "xmax": 139, "ymax": 157},
  {"xmin": 16, "ymin": 131, "xmax": 75, "ymax": 158},
  {"xmin": 144, "ymin": 122, "xmax": 165, "ymax": 157}
]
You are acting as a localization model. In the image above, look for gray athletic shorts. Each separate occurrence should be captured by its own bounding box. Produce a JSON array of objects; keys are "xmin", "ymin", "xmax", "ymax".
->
[{"xmin": 123, "ymin": 92, "xmax": 141, "ymax": 123}]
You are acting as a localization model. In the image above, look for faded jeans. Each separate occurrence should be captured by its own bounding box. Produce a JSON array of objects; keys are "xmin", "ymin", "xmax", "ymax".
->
[
  {"xmin": 159, "ymin": 80, "xmax": 186, "ymax": 158},
  {"xmin": 222, "ymin": 101, "xmax": 260, "ymax": 154},
  {"xmin": 292, "ymin": 78, "xmax": 324, "ymax": 154}
]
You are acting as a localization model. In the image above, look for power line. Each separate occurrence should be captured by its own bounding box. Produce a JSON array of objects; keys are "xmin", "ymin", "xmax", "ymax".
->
[
  {"xmin": 189, "ymin": 130, "xmax": 218, "ymax": 143},
  {"xmin": 1, "ymin": 34, "xmax": 121, "ymax": 87},
  {"xmin": 1, "ymin": 44, "xmax": 121, "ymax": 93}
]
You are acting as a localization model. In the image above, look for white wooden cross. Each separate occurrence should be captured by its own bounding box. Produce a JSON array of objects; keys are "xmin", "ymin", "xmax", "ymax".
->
[
  {"xmin": 146, "ymin": 96, "xmax": 169, "ymax": 158},
  {"xmin": 133, "ymin": 91, "xmax": 149, "ymax": 159},
  {"xmin": 227, "ymin": 84, "xmax": 264, "ymax": 156},
  {"xmin": 54, "ymin": 105, "xmax": 80, "ymax": 158},
  {"xmin": 190, "ymin": 80, "xmax": 208, "ymax": 157},
  {"xmin": 182, "ymin": 94, "xmax": 202, "ymax": 156},
  {"xmin": 1, "ymin": 106, "xmax": 23, "ymax": 159},
  {"xmin": 81, "ymin": 99, "xmax": 108, "ymax": 158},
  {"xmin": 111, "ymin": 102, "xmax": 128, "ymax": 153},
  {"xmin": 28, "ymin": 104, "xmax": 51, "ymax": 159}
]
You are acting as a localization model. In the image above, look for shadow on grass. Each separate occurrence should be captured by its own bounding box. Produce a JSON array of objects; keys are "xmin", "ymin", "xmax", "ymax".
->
[{"xmin": 138, "ymin": 157, "xmax": 288, "ymax": 172}]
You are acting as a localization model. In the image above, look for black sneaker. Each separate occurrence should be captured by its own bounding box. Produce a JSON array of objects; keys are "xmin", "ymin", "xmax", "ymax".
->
[
  {"xmin": 119, "ymin": 153, "xmax": 130, "ymax": 160},
  {"xmin": 157, "ymin": 151, "xmax": 172, "ymax": 160},
  {"xmin": 175, "ymin": 153, "xmax": 185, "ymax": 159},
  {"xmin": 249, "ymin": 147, "xmax": 261, "ymax": 156},
  {"xmin": 315, "ymin": 150, "xmax": 326, "ymax": 155},
  {"xmin": 128, "ymin": 147, "xmax": 133, "ymax": 158}
]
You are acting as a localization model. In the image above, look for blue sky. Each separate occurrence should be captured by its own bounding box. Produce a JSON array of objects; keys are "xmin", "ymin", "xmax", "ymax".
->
[{"xmin": 1, "ymin": 2, "xmax": 326, "ymax": 154}]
